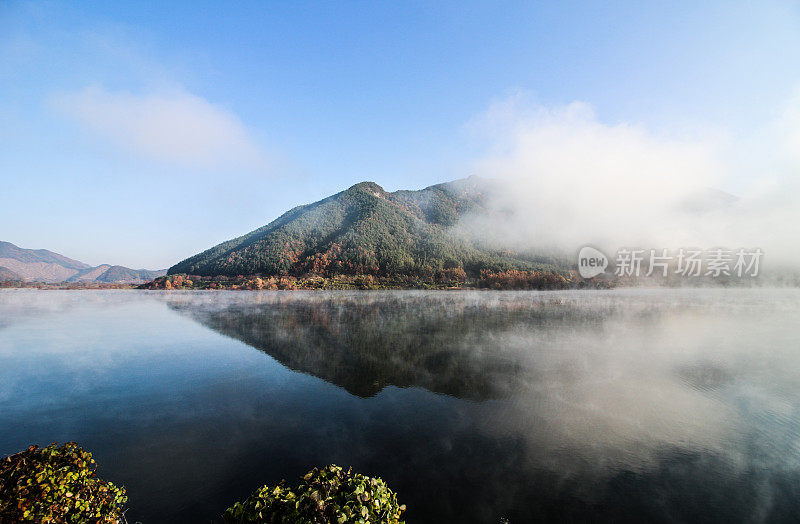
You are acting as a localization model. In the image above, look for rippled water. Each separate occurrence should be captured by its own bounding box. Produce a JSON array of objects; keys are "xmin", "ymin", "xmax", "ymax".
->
[{"xmin": 1, "ymin": 289, "xmax": 799, "ymax": 523}]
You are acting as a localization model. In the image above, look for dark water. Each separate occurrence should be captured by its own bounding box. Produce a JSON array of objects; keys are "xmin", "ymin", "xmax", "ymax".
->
[{"xmin": 1, "ymin": 289, "xmax": 800, "ymax": 523}]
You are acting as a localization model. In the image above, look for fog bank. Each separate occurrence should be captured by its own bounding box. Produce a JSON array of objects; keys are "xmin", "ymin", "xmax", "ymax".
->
[{"xmin": 457, "ymin": 92, "xmax": 800, "ymax": 269}]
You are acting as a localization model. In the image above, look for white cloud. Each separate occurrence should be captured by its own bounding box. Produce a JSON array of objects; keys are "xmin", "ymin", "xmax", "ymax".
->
[
  {"xmin": 52, "ymin": 85, "xmax": 267, "ymax": 170},
  {"xmin": 457, "ymin": 92, "xmax": 800, "ymax": 268}
]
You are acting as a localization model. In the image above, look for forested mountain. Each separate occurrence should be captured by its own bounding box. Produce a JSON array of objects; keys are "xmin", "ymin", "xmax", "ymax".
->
[
  {"xmin": 0, "ymin": 241, "xmax": 165, "ymax": 283},
  {"xmin": 169, "ymin": 177, "xmax": 561, "ymax": 279}
]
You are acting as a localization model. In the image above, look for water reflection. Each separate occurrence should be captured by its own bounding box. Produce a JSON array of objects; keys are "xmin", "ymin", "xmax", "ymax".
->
[
  {"xmin": 1, "ymin": 289, "xmax": 799, "ymax": 523},
  {"xmin": 166, "ymin": 291, "xmax": 585, "ymax": 399},
  {"xmin": 166, "ymin": 291, "xmax": 750, "ymax": 461},
  {"xmin": 163, "ymin": 290, "xmax": 800, "ymax": 518}
]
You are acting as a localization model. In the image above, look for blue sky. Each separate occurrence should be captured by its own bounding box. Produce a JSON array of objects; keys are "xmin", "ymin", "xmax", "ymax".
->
[{"xmin": 2, "ymin": 1, "xmax": 800, "ymax": 268}]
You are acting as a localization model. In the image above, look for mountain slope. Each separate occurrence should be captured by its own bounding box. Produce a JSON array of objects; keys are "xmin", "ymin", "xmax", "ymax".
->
[
  {"xmin": 65, "ymin": 264, "xmax": 166, "ymax": 283},
  {"xmin": 0, "ymin": 241, "xmax": 89, "ymax": 282},
  {"xmin": 0, "ymin": 241, "xmax": 165, "ymax": 283},
  {"xmin": 0, "ymin": 266, "xmax": 24, "ymax": 281},
  {"xmin": 93, "ymin": 266, "xmax": 166, "ymax": 283},
  {"xmin": 67, "ymin": 264, "xmax": 113, "ymax": 282},
  {"xmin": 169, "ymin": 177, "xmax": 553, "ymax": 278}
]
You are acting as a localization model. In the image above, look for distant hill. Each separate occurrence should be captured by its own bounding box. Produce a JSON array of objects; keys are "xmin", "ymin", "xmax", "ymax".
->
[
  {"xmin": 93, "ymin": 265, "xmax": 166, "ymax": 284},
  {"xmin": 0, "ymin": 241, "xmax": 89, "ymax": 282},
  {"xmin": 0, "ymin": 266, "xmax": 24, "ymax": 282},
  {"xmin": 0, "ymin": 241, "xmax": 166, "ymax": 284},
  {"xmin": 169, "ymin": 177, "xmax": 560, "ymax": 279},
  {"xmin": 67, "ymin": 264, "xmax": 113, "ymax": 282}
]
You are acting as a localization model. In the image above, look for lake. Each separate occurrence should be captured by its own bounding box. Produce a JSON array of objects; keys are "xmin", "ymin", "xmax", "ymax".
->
[{"xmin": 1, "ymin": 288, "xmax": 799, "ymax": 523}]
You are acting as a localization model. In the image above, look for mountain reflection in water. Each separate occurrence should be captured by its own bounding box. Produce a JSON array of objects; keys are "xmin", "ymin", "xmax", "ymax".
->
[
  {"xmin": 1, "ymin": 289, "xmax": 799, "ymax": 523},
  {"xmin": 162, "ymin": 290, "xmax": 800, "ymax": 521}
]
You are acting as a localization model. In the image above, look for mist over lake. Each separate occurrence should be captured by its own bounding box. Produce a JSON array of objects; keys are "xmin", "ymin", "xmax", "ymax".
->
[{"xmin": 1, "ymin": 289, "xmax": 799, "ymax": 523}]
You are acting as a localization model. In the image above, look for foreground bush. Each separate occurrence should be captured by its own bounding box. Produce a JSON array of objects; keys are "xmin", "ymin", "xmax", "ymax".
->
[
  {"xmin": 0, "ymin": 442, "xmax": 127, "ymax": 523},
  {"xmin": 222, "ymin": 465, "xmax": 405, "ymax": 524}
]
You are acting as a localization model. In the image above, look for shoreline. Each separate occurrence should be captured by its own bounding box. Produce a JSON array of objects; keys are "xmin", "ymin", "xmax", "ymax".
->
[{"xmin": 134, "ymin": 271, "xmax": 602, "ymax": 291}]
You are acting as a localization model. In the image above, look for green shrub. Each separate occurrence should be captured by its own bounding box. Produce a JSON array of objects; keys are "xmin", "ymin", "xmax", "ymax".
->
[
  {"xmin": 0, "ymin": 442, "xmax": 127, "ymax": 523},
  {"xmin": 222, "ymin": 465, "xmax": 405, "ymax": 524}
]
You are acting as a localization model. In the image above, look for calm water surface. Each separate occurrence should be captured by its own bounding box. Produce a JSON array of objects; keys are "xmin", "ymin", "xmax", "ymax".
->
[{"xmin": 1, "ymin": 289, "xmax": 799, "ymax": 523}]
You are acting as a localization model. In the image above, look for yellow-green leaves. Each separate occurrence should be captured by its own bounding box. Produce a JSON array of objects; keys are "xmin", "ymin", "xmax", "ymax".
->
[
  {"xmin": 222, "ymin": 465, "xmax": 405, "ymax": 524},
  {"xmin": 0, "ymin": 442, "xmax": 127, "ymax": 523}
]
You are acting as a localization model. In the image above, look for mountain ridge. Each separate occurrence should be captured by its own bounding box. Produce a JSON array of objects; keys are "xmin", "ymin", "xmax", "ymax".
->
[
  {"xmin": 168, "ymin": 177, "xmax": 561, "ymax": 280},
  {"xmin": 0, "ymin": 241, "xmax": 166, "ymax": 284}
]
